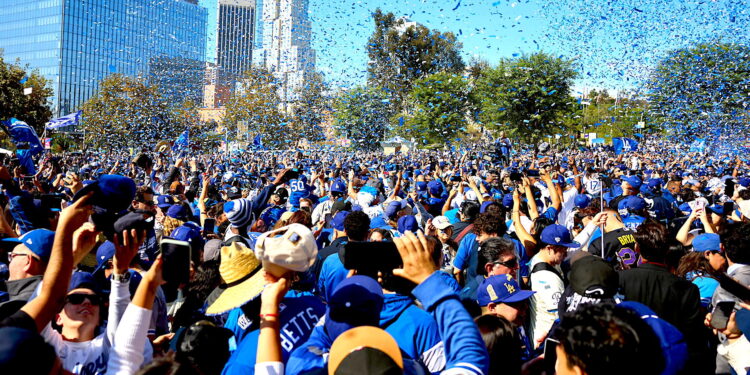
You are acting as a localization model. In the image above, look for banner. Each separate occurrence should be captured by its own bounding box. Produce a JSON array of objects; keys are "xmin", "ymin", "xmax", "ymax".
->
[
  {"xmin": 612, "ymin": 137, "xmax": 639, "ymax": 155},
  {"xmin": 45, "ymin": 110, "xmax": 82, "ymax": 130},
  {"xmin": 0, "ymin": 118, "xmax": 43, "ymax": 155}
]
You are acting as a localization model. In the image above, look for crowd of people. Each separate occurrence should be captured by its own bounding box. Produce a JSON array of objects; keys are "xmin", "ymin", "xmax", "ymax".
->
[{"xmin": 0, "ymin": 135, "xmax": 749, "ymax": 375}]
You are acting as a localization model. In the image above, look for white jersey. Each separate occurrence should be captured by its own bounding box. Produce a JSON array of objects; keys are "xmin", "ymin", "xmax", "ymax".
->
[
  {"xmin": 583, "ymin": 176, "xmax": 602, "ymax": 196},
  {"xmin": 528, "ymin": 255, "xmax": 564, "ymax": 348},
  {"xmin": 559, "ymin": 188, "xmax": 579, "ymax": 229}
]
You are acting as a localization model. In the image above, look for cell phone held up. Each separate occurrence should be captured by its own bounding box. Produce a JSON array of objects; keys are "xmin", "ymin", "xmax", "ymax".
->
[
  {"xmin": 343, "ymin": 241, "xmax": 416, "ymax": 294},
  {"xmin": 710, "ymin": 300, "xmax": 735, "ymax": 330},
  {"xmin": 160, "ymin": 238, "xmax": 191, "ymax": 285}
]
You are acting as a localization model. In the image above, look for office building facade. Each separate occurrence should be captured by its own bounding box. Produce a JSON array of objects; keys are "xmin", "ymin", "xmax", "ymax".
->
[
  {"xmin": 216, "ymin": 0, "xmax": 256, "ymax": 86},
  {"xmin": 0, "ymin": 0, "xmax": 207, "ymax": 116},
  {"xmin": 253, "ymin": 0, "xmax": 316, "ymax": 102}
]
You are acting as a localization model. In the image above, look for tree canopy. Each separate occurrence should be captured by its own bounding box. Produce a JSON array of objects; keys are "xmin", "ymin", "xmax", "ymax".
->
[
  {"xmin": 0, "ymin": 55, "xmax": 53, "ymax": 135},
  {"xmin": 332, "ymin": 86, "xmax": 391, "ymax": 150}
]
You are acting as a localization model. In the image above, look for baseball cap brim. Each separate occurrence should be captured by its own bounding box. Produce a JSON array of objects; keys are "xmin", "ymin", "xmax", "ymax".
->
[
  {"xmin": 328, "ymin": 326, "xmax": 403, "ymax": 375},
  {"xmin": 499, "ymin": 290, "xmax": 536, "ymax": 304}
]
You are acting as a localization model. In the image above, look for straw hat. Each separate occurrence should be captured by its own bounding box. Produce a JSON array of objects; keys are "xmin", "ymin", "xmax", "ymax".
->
[{"xmin": 205, "ymin": 242, "xmax": 265, "ymax": 315}]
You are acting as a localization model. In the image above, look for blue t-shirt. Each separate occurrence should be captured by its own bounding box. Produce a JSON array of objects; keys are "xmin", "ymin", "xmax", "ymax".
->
[{"xmin": 222, "ymin": 291, "xmax": 326, "ymax": 375}]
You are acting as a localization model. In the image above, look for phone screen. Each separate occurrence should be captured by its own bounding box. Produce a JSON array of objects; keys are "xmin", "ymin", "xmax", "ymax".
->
[
  {"xmin": 203, "ymin": 218, "xmax": 215, "ymax": 235},
  {"xmin": 161, "ymin": 239, "xmax": 191, "ymax": 285},
  {"xmin": 343, "ymin": 241, "xmax": 416, "ymax": 294},
  {"xmin": 543, "ymin": 337, "xmax": 560, "ymax": 374},
  {"xmin": 710, "ymin": 300, "xmax": 736, "ymax": 330}
]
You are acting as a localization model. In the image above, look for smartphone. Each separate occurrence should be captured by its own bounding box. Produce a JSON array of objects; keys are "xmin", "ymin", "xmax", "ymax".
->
[
  {"xmin": 526, "ymin": 169, "xmax": 540, "ymax": 178},
  {"xmin": 343, "ymin": 241, "xmax": 416, "ymax": 294},
  {"xmin": 160, "ymin": 238, "xmax": 191, "ymax": 285},
  {"xmin": 710, "ymin": 301, "xmax": 736, "ymax": 330},
  {"xmin": 450, "ymin": 175, "xmax": 462, "ymax": 182},
  {"xmin": 543, "ymin": 337, "xmax": 560, "ymax": 374},
  {"xmin": 203, "ymin": 218, "xmax": 215, "ymax": 235}
]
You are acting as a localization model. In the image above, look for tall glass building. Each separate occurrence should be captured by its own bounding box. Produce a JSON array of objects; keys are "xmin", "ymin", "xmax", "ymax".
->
[{"xmin": 0, "ymin": 0, "xmax": 207, "ymax": 116}]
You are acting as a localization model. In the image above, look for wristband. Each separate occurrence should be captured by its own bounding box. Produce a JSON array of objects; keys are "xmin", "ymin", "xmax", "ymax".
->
[
  {"xmin": 259, "ymin": 313, "xmax": 279, "ymax": 319},
  {"xmin": 112, "ymin": 272, "xmax": 131, "ymax": 283}
]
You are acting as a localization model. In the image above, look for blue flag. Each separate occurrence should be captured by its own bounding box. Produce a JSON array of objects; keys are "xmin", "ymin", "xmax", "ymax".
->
[
  {"xmin": 612, "ymin": 137, "xmax": 639, "ymax": 155},
  {"xmin": 45, "ymin": 111, "xmax": 82, "ymax": 130},
  {"xmin": 1, "ymin": 118, "xmax": 43, "ymax": 156},
  {"xmin": 172, "ymin": 130, "xmax": 189, "ymax": 153},
  {"xmin": 689, "ymin": 138, "xmax": 706, "ymax": 153},
  {"xmin": 253, "ymin": 134, "xmax": 263, "ymax": 148}
]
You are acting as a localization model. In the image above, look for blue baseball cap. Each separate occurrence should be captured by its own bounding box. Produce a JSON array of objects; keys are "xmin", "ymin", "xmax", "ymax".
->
[
  {"xmin": 93, "ymin": 241, "xmax": 116, "ymax": 274},
  {"xmin": 325, "ymin": 275, "xmax": 384, "ymax": 340},
  {"xmin": 692, "ymin": 233, "xmax": 721, "ymax": 252},
  {"xmin": 369, "ymin": 216, "xmax": 390, "ymax": 230},
  {"xmin": 501, "ymin": 193, "xmax": 514, "ymax": 209},
  {"xmin": 385, "ymin": 200, "xmax": 407, "ymax": 219},
  {"xmin": 622, "ymin": 175, "xmax": 642, "ymax": 189},
  {"xmin": 415, "ymin": 181, "xmax": 428, "ymax": 192},
  {"xmin": 72, "ymin": 174, "xmax": 136, "ymax": 212},
  {"xmin": 68, "ymin": 271, "xmax": 100, "ymax": 293},
  {"xmin": 477, "ymin": 274, "xmax": 535, "ymax": 307},
  {"xmin": 330, "ymin": 178, "xmax": 347, "ymax": 194},
  {"xmin": 619, "ymin": 196, "xmax": 647, "ymax": 212},
  {"xmin": 156, "ymin": 195, "xmax": 173, "ymax": 209},
  {"xmin": 397, "ymin": 215, "xmax": 419, "ymax": 234},
  {"xmin": 738, "ymin": 177, "xmax": 750, "ymax": 188},
  {"xmin": 707, "ymin": 203, "xmax": 727, "ymax": 216},
  {"xmin": 427, "ymin": 180, "xmax": 443, "ymax": 196},
  {"xmin": 166, "ymin": 204, "xmax": 191, "ymax": 221},
  {"xmin": 574, "ymin": 194, "xmax": 592, "ymax": 209},
  {"xmin": 540, "ymin": 224, "xmax": 580, "ymax": 248},
  {"xmin": 332, "ymin": 211, "xmax": 350, "ymax": 231},
  {"xmin": 3, "ymin": 229, "xmax": 55, "ymax": 263}
]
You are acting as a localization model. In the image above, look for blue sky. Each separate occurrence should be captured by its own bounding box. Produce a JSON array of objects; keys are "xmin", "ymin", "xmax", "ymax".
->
[{"xmin": 198, "ymin": 0, "xmax": 749, "ymax": 92}]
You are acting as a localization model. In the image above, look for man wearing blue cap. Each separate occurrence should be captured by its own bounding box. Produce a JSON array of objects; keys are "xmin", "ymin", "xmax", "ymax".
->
[
  {"xmin": 618, "ymin": 196, "xmax": 648, "ymax": 231},
  {"xmin": 311, "ymin": 178, "xmax": 347, "ymax": 226},
  {"xmin": 0, "ymin": 229, "xmax": 54, "ymax": 319},
  {"xmin": 529, "ymin": 224, "xmax": 579, "ymax": 348},
  {"xmin": 477, "ymin": 274, "xmax": 536, "ymax": 362},
  {"xmin": 609, "ymin": 175, "xmax": 642, "ymax": 211}
]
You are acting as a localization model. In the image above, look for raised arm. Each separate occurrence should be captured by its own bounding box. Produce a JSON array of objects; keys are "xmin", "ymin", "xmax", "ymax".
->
[
  {"xmin": 512, "ymin": 187, "xmax": 537, "ymax": 255},
  {"xmin": 21, "ymin": 193, "xmax": 94, "ymax": 332}
]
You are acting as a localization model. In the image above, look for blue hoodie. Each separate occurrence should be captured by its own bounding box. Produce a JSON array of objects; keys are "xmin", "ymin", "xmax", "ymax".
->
[{"xmin": 287, "ymin": 293, "xmax": 446, "ymax": 374}]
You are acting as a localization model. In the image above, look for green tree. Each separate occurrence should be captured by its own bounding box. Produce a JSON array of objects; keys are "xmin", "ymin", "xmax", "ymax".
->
[
  {"xmin": 647, "ymin": 42, "xmax": 750, "ymax": 138},
  {"xmin": 332, "ymin": 86, "xmax": 391, "ymax": 150},
  {"xmin": 290, "ymin": 72, "xmax": 330, "ymax": 144},
  {"xmin": 0, "ymin": 55, "xmax": 53, "ymax": 135},
  {"xmin": 474, "ymin": 52, "xmax": 578, "ymax": 141},
  {"xmin": 398, "ymin": 72, "xmax": 472, "ymax": 146},
  {"xmin": 80, "ymin": 74, "xmax": 187, "ymax": 149},
  {"xmin": 367, "ymin": 9, "xmax": 465, "ymax": 112},
  {"xmin": 224, "ymin": 67, "xmax": 288, "ymax": 147}
]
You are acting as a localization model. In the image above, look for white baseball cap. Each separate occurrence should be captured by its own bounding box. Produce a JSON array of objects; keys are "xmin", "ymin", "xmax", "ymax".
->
[
  {"xmin": 432, "ymin": 216, "xmax": 453, "ymax": 231},
  {"xmin": 255, "ymin": 224, "xmax": 318, "ymax": 272}
]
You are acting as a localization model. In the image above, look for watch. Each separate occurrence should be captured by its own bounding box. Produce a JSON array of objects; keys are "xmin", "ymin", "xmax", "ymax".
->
[{"xmin": 112, "ymin": 272, "xmax": 131, "ymax": 283}]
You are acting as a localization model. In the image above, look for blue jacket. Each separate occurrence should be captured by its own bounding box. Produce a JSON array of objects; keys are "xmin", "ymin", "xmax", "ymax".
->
[
  {"xmin": 287, "ymin": 293, "xmax": 446, "ymax": 374},
  {"xmin": 316, "ymin": 251, "xmax": 349, "ymax": 302},
  {"xmin": 412, "ymin": 272, "xmax": 490, "ymax": 375},
  {"xmin": 222, "ymin": 291, "xmax": 326, "ymax": 375}
]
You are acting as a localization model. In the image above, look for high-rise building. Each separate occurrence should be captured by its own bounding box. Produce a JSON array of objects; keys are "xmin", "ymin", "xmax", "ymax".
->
[
  {"xmin": 0, "ymin": 0, "xmax": 207, "ymax": 116},
  {"xmin": 216, "ymin": 0, "xmax": 256, "ymax": 86},
  {"xmin": 253, "ymin": 0, "xmax": 316, "ymax": 102}
]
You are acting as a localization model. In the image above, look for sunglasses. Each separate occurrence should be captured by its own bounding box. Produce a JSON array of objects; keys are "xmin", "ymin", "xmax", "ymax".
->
[
  {"xmin": 493, "ymin": 257, "xmax": 519, "ymax": 269},
  {"xmin": 65, "ymin": 293, "xmax": 102, "ymax": 305}
]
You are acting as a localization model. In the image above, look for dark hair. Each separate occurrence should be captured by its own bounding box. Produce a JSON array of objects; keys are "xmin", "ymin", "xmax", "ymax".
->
[
  {"xmin": 475, "ymin": 315, "xmax": 521, "ymax": 375},
  {"xmin": 172, "ymin": 261, "xmax": 222, "ymax": 331},
  {"xmin": 135, "ymin": 186, "xmax": 155, "ymax": 203},
  {"xmin": 473, "ymin": 213, "xmax": 507, "ymax": 236},
  {"xmin": 368, "ymin": 228, "xmax": 393, "ymax": 242},
  {"xmin": 721, "ymin": 222, "xmax": 750, "ymax": 264},
  {"xmin": 634, "ymin": 221, "xmax": 668, "ymax": 263},
  {"xmin": 344, "ymin": 211, "xmax": 371, "ymax": 241},
  {"xmin": 556, "ymin": 303, "xmax": 664, "ymax": 375},
  {"xmin": 531, "ymin": 216, "xmax": 554, "ymax": 240},
  {"xmin": 676, "ymin": 252, "xmax": 716, "ymax": 280},
  {"xmin": 738, "ymin": 189, "xmax": 750, "ymax": 201},
  {"xmin": 477, "ymin": 237, "xmax": 516, "ymax": 276},
  {"xmin": 287, "ymin": 210, "xmax": 312, "ymax": 228},
  {"xmin": 483, "ymin": 201, "xmax": 504, "ymax": 216},
  {"xmin": 460, "ymin": 201, "xmax": 480, "ymax": 222},
  {"xmin": 136, "ymin": 353, "xmax": 200, "ymax": 375}
]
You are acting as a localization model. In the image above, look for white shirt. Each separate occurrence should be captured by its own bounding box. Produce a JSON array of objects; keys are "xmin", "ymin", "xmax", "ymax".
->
[
  {"xmin": 559, "ymin": 188, "xmax": 579, "ymax": 230},
  {"xmin": 528, "ymin": 255, "xmax": 564, "ymax": 348}
]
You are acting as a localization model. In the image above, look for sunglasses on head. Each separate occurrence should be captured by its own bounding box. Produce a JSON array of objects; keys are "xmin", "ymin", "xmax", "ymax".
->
[
  {"xmin": 493, "ymin": 257, "xmax": 519, "ymax": 269},
  {"xmin": 66, "ymin": 293, "xmax": 102, "ymax": 305}
]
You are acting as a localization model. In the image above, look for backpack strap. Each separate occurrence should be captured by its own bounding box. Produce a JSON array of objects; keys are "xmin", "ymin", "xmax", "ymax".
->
[
  {"xmin": 455, "ymin": 224, "xmax": 474, "ymax": 244},
  {"xmin": 531, "ymin": 262, "xmax": 564, "ymax": 282}
]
